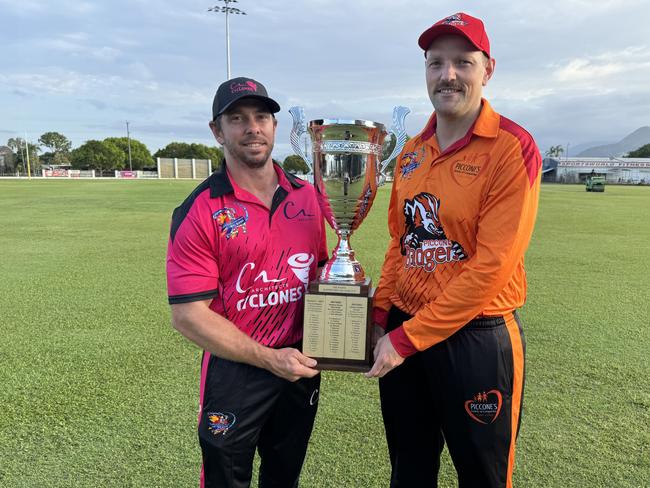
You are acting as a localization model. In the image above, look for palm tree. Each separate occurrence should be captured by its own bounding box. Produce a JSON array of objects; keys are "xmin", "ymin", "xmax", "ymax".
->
[{"xmin": 545, "ymin": 145, "xmax": 564, "ymax": 158}]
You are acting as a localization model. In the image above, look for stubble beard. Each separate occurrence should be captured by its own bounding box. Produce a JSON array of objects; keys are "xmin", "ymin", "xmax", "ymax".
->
[{"xmin": 224, "ymin": 139, "xmax": 274, "ymax": 169}]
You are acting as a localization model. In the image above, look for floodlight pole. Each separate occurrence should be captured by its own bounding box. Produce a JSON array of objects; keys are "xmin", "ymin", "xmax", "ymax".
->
[
  {"xmin": 208, "ymin": 1, "xmax": 247, "ymax": 79},
  {"xmin": 126, "ymin": 121, "xmax": 133, "ymax": 171},
  {"xmin": 225, "ymin": 7, "xmax": 231, "ymax": 77},
  {"xmin": 24, "ymin": 133, "xmax": 32, "ymax": 179}
]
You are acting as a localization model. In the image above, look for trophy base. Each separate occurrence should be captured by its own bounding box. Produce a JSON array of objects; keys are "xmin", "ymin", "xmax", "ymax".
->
[{"xmin": 302, "ymin": 278, "xmax": 373, "ymax": 372}]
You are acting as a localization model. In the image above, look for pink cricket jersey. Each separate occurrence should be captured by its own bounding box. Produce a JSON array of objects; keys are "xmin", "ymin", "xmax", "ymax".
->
[{"xmin": 166, "ymin": 162, "xmax": 328, "ymax": 348}]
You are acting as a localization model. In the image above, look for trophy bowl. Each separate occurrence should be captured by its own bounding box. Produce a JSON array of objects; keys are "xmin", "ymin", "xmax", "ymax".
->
[
  {"xmin": 309, "ymin": 118, "xmax": 386, "ymax": 284},
  {"xmin": 290, "ymin": 107, "xmax": 410, "ymax": 285}
]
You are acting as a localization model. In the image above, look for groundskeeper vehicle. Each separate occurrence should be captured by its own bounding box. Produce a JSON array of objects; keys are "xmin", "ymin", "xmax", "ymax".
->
[{"xmin": 585, "ymin": 175, "xmax": 605, "ymax": 192}]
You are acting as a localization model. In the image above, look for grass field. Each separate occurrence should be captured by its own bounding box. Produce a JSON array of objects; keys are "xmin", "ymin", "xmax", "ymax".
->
[{"xmin": 1, "ymin": 180, "xmax": 648, "ymax": 487}]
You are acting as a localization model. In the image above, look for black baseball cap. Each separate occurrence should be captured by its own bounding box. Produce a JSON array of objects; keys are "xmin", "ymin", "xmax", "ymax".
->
[{"xmin": 212, "ymin": 77, "xmax": 281, "ymax": 120}]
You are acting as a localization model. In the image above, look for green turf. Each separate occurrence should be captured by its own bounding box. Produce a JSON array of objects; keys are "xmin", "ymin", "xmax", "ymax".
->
[{"xmin": 0, "ymin": 180, "xmax": 648, "ymax": 487}]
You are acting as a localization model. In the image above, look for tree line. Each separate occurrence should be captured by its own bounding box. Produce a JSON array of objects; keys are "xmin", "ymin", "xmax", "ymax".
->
[
  {"xmin": 1, "ymin": 131, "xmax": 409, "ymax": 177},
  {"xmin": 1, "ymin": 132, "xmax": 226, "ymax": 176}
]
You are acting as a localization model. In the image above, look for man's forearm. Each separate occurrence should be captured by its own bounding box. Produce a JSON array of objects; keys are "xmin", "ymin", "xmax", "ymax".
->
[
  {"xmin": 170, "ymin": 300, "xmax": 318, "ymax": 381},
  {"xmin": 171, "ymin": 301, "xmax": 273, "ymax": 367}
]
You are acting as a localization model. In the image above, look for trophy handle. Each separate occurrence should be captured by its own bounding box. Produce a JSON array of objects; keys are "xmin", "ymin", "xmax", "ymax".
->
[
  {"xmin": 288, "ymin": 106, "xmax": 314, "ymax": 174},
  {"xmin": 378, "ymin": 106, "xmax": 410, "ymax": 185}
]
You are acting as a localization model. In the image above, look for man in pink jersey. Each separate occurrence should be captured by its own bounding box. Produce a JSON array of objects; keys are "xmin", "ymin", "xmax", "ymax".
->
[{"xmin": 166, "ymin": 76, "xmax": 328, "ymax": 488}]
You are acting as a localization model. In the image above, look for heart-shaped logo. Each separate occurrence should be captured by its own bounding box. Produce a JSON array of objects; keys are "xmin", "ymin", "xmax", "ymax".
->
[{"xmin": 464, "ymin": 389, "xmax": 503, "ymax": 424}]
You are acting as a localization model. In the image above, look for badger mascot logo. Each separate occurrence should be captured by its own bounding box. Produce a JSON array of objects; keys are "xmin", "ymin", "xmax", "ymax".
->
[{"xmin": 401, "ymin": 192, "xmax": 467, "ymax": 271}]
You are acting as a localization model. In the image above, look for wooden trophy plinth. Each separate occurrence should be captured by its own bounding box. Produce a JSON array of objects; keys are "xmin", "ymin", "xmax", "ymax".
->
[{"xmin": 302, "ymin": 278, "xmax": 373, "ymax": 372}]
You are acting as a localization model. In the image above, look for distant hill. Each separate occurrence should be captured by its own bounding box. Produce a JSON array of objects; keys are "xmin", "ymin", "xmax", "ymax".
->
[
  {"xmin": 568, "ymin": 141, "xmax": 601, "ymax": 156},
  {"xmin": 577, "ymin": 127, "xmax": 650, "ymax": 157}
]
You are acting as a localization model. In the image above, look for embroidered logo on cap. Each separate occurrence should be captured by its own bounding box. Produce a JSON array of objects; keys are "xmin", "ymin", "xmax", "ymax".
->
[
  {"xmin": 442, "ymin": 13, "xmax": 467, "ymax": 26},
  {"xmin": 230, "ymin": 81, "xmax": 257, "ymax": 93}
]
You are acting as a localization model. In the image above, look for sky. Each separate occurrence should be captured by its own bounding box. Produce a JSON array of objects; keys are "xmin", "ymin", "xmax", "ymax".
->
[{"xmin": 2, "ymin": 0, "xmax": 650, "ymax": 160}]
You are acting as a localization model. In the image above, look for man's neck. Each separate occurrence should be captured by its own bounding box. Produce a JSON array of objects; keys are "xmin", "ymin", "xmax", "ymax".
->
[
  {"xmin": 226, "ymin": 158, "xmax": 279, "ymax": 208},
  {"xmin": 435, "ymin": 104, "xmax": 481, "ymax": 152}
]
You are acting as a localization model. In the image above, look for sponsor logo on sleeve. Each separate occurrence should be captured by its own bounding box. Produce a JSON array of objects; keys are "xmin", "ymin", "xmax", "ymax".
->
[{"xmin": 464, "ymin": 390, "xmax": 503, "ymax": 424}]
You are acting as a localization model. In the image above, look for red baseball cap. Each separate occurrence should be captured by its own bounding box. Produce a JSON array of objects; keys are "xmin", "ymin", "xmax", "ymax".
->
[{"xmin": 418, "ymin": 12, "xmax": 490, "ymax": 58}]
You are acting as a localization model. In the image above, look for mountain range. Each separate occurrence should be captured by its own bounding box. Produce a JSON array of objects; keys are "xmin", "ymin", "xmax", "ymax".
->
[{"xmin": 576, "ymin": 126, "xmax": 650, "ymax": 157}]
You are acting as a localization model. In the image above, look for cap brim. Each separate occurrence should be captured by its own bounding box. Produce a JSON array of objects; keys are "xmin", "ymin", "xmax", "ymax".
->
[
  {"xmin": 217, "ymin": 95, "xmax": 281, "ymax": 117},
  {"xmin": 418, "ymin": 24, "xmax": 484, "ymax": 54}
]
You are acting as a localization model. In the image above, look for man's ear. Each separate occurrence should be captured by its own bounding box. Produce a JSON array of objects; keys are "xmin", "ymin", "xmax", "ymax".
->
[
  {"xmin": 483, "ymin": 57, "xmax": 496, "ymax": 86},
  {"xmin": 209, "ymin": 120, "xmax": 224, "ymax": 144}
]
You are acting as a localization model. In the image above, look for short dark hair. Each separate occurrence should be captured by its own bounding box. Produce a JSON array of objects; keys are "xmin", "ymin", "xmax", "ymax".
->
[
  {"xmin": 213, "ymin": 115, "xmax": 222, "ymax": 131},
  {"xmin": 213, "ymin": 108, "xmax": 276, "ymax": 132}
]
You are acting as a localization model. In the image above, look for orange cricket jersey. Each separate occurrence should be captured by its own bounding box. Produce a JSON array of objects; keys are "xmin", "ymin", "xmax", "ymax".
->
[{"xmin": 374, "ymin": 99, "xmax": 542, "ymax": 356}]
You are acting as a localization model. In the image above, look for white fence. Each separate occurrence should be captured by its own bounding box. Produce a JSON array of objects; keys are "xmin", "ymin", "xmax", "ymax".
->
[
  {"xmin": 43, "ymin": 169, "xmax": 96, "ymax": 178},
  {"xmin": 156, "ymin": 158, "xmax": 212, "ymax": 179},
  {"xmin": 4, "ymin": 160, "xmax": 215, "ymax": 180},
  {"xmin": 114, "ymin": 170, "xmax": 159, "ymax": 179}
]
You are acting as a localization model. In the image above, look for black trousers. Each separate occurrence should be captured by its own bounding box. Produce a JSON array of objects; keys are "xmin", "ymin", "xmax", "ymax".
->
[
  {"xmin": 379, "ymin": 306, "xmax": 526, "ymax": 488},
  {"xmin": 198, "ymin": 355, "xmax": 320, "ymax": 488}
]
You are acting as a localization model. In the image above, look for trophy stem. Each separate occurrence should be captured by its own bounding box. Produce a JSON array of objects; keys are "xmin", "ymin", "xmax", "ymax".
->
[{"xmin": 319, "ymin": 230, "xmax": 366, "ymax": 284}]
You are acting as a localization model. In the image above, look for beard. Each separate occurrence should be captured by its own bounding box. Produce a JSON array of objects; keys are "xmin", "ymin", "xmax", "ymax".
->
[{"xmin": 222, "ymin": 138, "xmax": 274, "ymax": 169}]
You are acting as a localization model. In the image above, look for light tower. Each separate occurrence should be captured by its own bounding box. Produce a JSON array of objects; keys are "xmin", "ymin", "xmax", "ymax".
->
[{"xmin": 208, "ymin": 0, "xmax": 247, "ymax": 78}]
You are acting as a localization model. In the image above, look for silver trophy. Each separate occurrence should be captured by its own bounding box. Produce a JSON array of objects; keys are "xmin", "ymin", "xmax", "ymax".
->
[
  {"xmin": 289, "ymin": 106, "xmax": 410, "ymax": 284},
  {"xmin": 289, "ymin": 106, "xmax": 409, "ymax": 371}
]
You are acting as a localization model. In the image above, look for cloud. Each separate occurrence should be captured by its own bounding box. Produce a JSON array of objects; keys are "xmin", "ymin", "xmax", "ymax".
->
[
  {"xmin": 0, "ymin": 72, "xmax": 88, "ymax": 95},
  {"xmin": 551, "ymin": 46, "xmax": 650, "ymax": 89},
  {"xmin": 92, "ymin": 47, "xmax": 122, "ymax": 61},
  {"xmin": 126, "ymin": 62, "xmax": 154, "ymax": 80},
  {"xmin": 553, "ymin": 59, "xmax": 623, "ymax": 83},
  {"xmin": 0, "ymin": 0, "xmax": 43, "ymax": 14},
  {"xmin": 0, "ymin": 0, "xmax": 98, "ymax": 16},
  {"xmin": 37, "ymin": 35, "xmax": 123, "ymax": 61},
  {"xmin": 84, "ymin": 99, "xmax": 108, "ymax": 110},
  {"xmin": 0, "ymin": 69, "xmax": 208, "ymax": 110}
]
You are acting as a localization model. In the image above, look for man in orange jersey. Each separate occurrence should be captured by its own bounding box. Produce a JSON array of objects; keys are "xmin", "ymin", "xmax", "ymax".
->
[{"xmin": 366, "ymin": 12, "xmax": 541, "ymax": 487}]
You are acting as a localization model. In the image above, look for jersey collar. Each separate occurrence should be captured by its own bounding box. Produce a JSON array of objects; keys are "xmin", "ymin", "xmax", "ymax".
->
[
  {"xmin": 421, "ymin": 98, "xmax": 500, "ymax": 145},
  {"xmin": 209, "ymin": 160, "xmax": 303, "ymax": 198}
]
